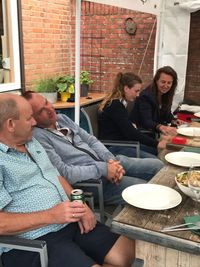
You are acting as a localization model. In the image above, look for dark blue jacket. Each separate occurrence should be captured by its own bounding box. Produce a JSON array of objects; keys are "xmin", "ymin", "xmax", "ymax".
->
[
  {"xmin": 98, "ymin": 99, "xmax": 158, "ymax": 148},
  {"xmin": 130, "ymin": 85, "xmax": 174, "ymax": 132}
]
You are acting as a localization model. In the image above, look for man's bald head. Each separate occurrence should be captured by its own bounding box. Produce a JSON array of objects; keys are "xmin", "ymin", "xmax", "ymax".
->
[
  {"xmin": 0, "ymin": 93, "xmax": 33, "ymax": 129},
  {"xmin": 0, "ymin": 94, "xmax": 21, "ymax": 130}
]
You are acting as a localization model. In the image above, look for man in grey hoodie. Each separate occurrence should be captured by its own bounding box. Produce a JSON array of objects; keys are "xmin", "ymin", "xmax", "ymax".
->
[{"xmin": 23, "ymin": 91, "xmax": 164, "ymax": 205}]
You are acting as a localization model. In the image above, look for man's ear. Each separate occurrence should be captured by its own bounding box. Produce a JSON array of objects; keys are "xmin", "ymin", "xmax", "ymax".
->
[{"xmin": 6, "ymin": 118, "xmax": 15, "ymax": 133}]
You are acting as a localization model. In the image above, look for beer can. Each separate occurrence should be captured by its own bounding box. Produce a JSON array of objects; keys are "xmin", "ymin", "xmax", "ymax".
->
[{"xmin": 70, "ymin": 189, "xmax": 85, "ymax": 203}]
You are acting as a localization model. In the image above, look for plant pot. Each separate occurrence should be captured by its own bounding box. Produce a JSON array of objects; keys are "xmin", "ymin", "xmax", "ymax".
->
[
  {"xmin": 60, "ymin": 92, "xmax": 71, "ymax": 102},
  {"xmin": 81, "ymin": 84, "xmax": 89, "ymax": 97},
  {"xmin": 67, "ymin": 93, "xmax": 75, "ymax": 102},
  {"xmin": 39, "ymin": 92, "xmax": 57, "ymax": 104},
  {"xmin": 0, "ymin": 69, "xmax": 4, "ymax": 83}
]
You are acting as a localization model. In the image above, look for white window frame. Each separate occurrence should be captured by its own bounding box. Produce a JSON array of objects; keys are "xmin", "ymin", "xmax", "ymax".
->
[{"xmin": 0, "ymin": 0, "xmax": 21, "ymax": 92}]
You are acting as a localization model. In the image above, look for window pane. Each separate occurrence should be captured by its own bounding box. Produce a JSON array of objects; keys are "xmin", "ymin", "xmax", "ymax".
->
[{"xmin": 0, "ymin": 0, "xmax": 21, "ymax": 91}]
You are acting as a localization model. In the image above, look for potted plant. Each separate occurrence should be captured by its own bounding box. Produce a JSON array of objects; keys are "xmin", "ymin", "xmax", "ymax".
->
[
  {"xmin": 34, "ymin": 76, "xmax": 58, "ymax": 103},
  {"xmin": 56, "ymin": 74, "xmax": 75, "ymax": 102},
  {"xmin": 80, "ymin": 70, "xmax": 94, "ymax": 97},
  {"xmin": 0, "ymin": 54, "xmax": 4, "ymax": 83}
]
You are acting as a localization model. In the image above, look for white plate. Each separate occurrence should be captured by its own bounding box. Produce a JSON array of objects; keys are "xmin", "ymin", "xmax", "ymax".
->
[
  {"xmin": 194, "ymin": 112, "xmax": 200, "ymax": 118},
  {"xmin": 122, "ymin": 184, "xmax": 182, "ymax": 210},
  {"xmin": 165, "ymin": 151, "xmax": 200, "ymax": 167},
  {"xmin": 177, "ymin": 127, "xmax": 200, "ymax": 137}
]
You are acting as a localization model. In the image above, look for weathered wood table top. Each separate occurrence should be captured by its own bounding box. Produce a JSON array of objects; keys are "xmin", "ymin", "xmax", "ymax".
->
[{"xmin": 111, "ymin": 164, "xmax": 200, "ymax": 255}]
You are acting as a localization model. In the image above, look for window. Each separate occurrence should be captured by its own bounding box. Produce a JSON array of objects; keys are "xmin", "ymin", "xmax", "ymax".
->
[{"xmin": 0, "ymin": 0, "xmax": 22, "ymax": 91}]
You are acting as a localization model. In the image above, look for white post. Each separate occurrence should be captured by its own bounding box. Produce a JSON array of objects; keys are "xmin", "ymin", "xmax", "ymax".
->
[
  {"xmin": 75, "ymin": 0, "xmax": 81, "ymax": 124},
  {"xmin": 153, "ymin": 0, "xmax": 165, "ymax": 74}
]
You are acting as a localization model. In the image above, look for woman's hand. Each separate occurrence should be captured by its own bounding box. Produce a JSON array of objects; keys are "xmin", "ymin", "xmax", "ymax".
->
[
  {"xmin": 160, "ymin": 134, "xmax": 173, "ymax": 142},
  {"xmin": 159, "ymin": 125, "xmax": 177, "ymax": 136},
  {"xmin": 157, "ymin": 139, "xmax": 169, "ymax": 149}
]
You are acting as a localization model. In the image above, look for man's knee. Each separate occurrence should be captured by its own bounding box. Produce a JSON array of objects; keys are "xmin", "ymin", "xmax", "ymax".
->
[{"xmin": 104, "ymin": 235, "xmax": 135, "ymax": 267}]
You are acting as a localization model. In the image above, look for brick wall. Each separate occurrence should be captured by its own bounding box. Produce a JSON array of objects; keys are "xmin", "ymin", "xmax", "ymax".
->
[
  {"xmin": 185, "ymin": 10, "xmax": 200, "ymax": 105},
  {"xmin": 21, "ymin": 0, "xmax": 75, "ymax": 89},
  {"xmin": 20, "ymin": 1, "xmax": 199, "ymax": 101},
  {"xmin": 81, "ymin": 1, "xmax": 156, "ymax": 92}
]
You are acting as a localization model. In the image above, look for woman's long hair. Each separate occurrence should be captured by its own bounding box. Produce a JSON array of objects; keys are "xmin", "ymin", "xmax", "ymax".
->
[
  {"xmin": 99, "ymin": 72, "xmax": 142, "ymax": 111},
  {"xmin": 151, "ymin": 66, "xmax": 178, "ymax": 113}
]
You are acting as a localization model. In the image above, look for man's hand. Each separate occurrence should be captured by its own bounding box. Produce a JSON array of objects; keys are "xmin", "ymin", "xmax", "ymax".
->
[
  {"xmin": 78, "ymin": 204, "xmax": 97, "ymax": 234},
  {"xmin": 107, "ymin": 159, "xmax": 125, "ymax": 184},
  {"xmin": 49, "ymin": 201, "xmax": 86, "ymax": 224}
]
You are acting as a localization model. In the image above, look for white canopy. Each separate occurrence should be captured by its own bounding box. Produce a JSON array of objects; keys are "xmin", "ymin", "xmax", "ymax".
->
[{"xmin": 75, "ymin": 0, "xmax": 200, "ymax": 123}]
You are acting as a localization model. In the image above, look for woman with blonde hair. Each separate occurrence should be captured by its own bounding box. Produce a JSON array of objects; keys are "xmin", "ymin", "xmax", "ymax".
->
[{"xmin": 98, "ymin": 72, "xmax": 168, "ymax": 158}]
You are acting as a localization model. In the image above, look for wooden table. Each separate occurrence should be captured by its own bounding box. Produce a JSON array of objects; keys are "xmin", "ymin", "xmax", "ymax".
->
[
  {"xmin": 111, "ymin": 164, "xmax": 200, "ymax": 267},
  {"xmin": 53, "ymin": 92, "xmax": 106, "ymax": 109}
]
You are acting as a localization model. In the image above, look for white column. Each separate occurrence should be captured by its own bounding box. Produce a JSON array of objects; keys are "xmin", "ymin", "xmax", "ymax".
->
[{"xmin": 75, "ymin": 0, "xmax": 81, "ymax": 125}]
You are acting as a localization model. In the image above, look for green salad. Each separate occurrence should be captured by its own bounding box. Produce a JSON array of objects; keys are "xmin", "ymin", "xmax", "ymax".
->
[{"xmin": 176, "ymin": 172, "xmax": 188, "ymax": 187}]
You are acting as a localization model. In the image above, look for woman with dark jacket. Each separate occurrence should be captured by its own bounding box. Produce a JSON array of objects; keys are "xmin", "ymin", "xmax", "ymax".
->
[
  {"xmin": 98, "ymin": 72, "xmax": 168, "ymax": 158},
  {"xmin": 130, "ymin": 66, "xmax": 181, "ymax": 136}
]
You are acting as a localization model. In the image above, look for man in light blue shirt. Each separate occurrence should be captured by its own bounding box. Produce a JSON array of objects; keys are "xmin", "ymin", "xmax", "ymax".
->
[{"xmin": 0, "ymin": 94, "xmax": 135, "ymax": 267}]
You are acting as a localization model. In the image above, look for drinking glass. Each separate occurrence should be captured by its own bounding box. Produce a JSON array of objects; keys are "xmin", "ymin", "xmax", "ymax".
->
[{"xmin": 188, "ymin": 166, "xmax": 200, "ymax": 215}]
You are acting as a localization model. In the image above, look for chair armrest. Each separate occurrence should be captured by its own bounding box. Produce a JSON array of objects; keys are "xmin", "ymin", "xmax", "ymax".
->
[
  {"xmin": 140, "ymin": 129, "xmax": 152, "ymax": 134},
  {"xmin": 139, "ymin": 129, "xmax": 158, "ymax": 139},
  {"xmin": 0, "ymin": 236, "xmax": 48, "ymax": 267},
  {"xmin": 0, "ymin": 236, "xmax": 46, "ymax": 251},
  {"xmin": 100, "ymin": 140, "xmax": 140, "ymax": 158},
  {"xmin": 100, "ymin": 139, "xmax": 139, "ymax": 146},
  {"xmin": 75, "ymin": 179, "xmax": 102, "ymax": 186}
]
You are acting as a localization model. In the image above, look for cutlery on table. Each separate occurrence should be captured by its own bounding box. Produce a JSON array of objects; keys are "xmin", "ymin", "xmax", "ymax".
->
[{"xmin": 161, "ymin": 221, "xmax": 200, "ymax": 232}]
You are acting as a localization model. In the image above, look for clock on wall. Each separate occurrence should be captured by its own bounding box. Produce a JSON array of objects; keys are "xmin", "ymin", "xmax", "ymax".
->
[{"xmin": 125, "ymin": 17, "xmax": 137, "ymax": 35}]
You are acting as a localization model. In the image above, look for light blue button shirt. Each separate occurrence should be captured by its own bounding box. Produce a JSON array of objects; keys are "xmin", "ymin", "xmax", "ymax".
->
[{"xmin": 0, "ymin": 138, "xmax": 69, "ymax": 254}]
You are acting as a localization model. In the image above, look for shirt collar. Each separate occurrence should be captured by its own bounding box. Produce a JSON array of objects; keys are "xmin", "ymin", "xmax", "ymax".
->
[
  {"xmin": 0, "ymin": 140, "xmax": 33, "ymax": 153},
  {"xmin": 0, "ymin": 142, "xmax": 10, "ymax": 152},
  {"xmin": 55, "ymin": 122, "xmax": 69, "ymax": 131},
  {"xmin": 120, "ymin": 98, "xmax": 128, "ymax": 108},
  {"xmin": 0, "ymin": 142, "xmax": 29, "ymax": 153}
]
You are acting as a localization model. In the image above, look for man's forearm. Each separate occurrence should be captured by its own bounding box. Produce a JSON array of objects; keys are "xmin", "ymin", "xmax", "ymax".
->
[{"xmin": 0, "ymin": 209, "xmax": 53, "ymax": 235}]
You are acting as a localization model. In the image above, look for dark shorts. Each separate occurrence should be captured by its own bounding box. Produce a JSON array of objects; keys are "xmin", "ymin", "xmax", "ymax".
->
[{"xmin": 2, "ymin": 222, "xmax": 119, "ymax": 267}]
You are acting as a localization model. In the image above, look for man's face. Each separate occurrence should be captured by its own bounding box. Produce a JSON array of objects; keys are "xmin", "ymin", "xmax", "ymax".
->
[
  {"xmin": 156, "ymin": 73, "xmax": 173, "ymax": 95},
  {"xmin": 28, "ymin": 94, "xmax": 57, "ymax": 128},
  {"xmin": 13, "ymin": 100, "xmax": 36, "ymax": 143}
]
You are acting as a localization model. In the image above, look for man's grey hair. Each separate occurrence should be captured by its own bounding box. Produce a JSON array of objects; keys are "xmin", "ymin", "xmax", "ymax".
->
[{"xmin": 0, "ymin": 98, "xmax": 20, "ymax": 130}]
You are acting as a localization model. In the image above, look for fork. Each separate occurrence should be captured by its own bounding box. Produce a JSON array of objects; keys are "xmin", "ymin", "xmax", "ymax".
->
[
  {"xmin": 161, "ymin": 221, "xmax": 200, "ymax": 232},
  {"xmin": 161, "ymin": 226, "xmax": 200, "ymax": 232}
]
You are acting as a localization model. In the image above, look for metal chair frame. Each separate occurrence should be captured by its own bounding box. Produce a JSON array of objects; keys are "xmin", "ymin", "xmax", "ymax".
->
[
  {"xmin": 81, "ymin": 103, "xmax": 140, "ymax": 157},
  {"xmin": 76, "ymin": 103, "xmax": 141, "ymax": 224},
  {"xmin": 0, "ymin": 237, "xmax": 48, "ymax": 267},
  {"xmin": 75, "ymin": 179, "xmax": 105, "ymax": 223}
]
